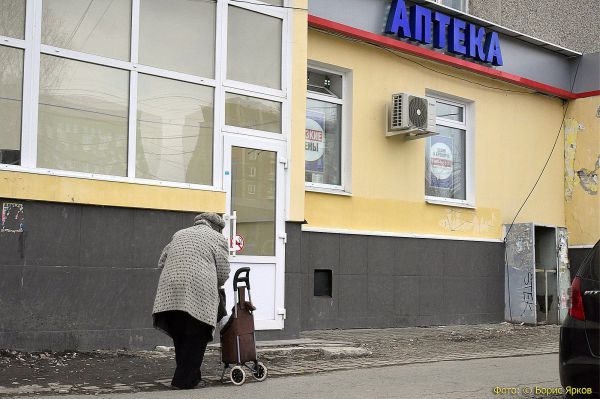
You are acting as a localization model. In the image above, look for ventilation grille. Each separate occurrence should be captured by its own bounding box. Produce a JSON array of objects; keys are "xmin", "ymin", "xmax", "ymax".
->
[
  {"xmin": 391, "ymin": 94, "xmax": 403, "ymax": 129},
  {"xmin": 408, "ymin": 96, "xmax": 428, "ymax": 129}
]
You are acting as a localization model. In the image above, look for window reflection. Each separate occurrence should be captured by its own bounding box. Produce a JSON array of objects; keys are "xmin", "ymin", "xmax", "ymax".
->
[
  {"xmin": 228, "ymin": 6, "xmax": 282, "ymax": 89},
  {"xmin": 42, "ymin": 0, "xmax": 131, "ymax": 61},
  {"xmin": 225, "ymin": 93, "xmax": 282, "ymax": 134},
  {"xmin": 37, "ymin": 55, "xmax": 129, "ymax": 176},
  {"xmin": 0, "ymin": 0, "xmax": 25, "ymax": 39},
  {"xmin": 232, "ymin": 147, "xmax": 276, "ymax": 256},
  {"xmin": 136, "ymin": 74, "xmax": 214, "ymax": 185},
  {"xmin": 139, "ymin": 0, "xmax": 216, "ymax": 77}
]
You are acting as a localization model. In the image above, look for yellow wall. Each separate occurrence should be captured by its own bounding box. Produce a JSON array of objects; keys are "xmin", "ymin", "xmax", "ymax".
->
[
  {"xmin": 305, "ymin": 29, "xmax": 567, "ymax": 239},
  {"xmin": 0, "ymin": 171, "xmax": 225, "ymax": 213},
  {"xmin": 564, "ymin": 96, "xmax": 600, "ymax": 246},
  {"xmin": 288, "ymin": 0, "xmax": 308, "ymax": 222}
]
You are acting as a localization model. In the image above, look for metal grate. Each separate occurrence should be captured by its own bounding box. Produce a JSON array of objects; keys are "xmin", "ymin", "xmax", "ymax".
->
[{"xmin": 391, "ymin": 94, "xmax": 403, "ymax": 129}]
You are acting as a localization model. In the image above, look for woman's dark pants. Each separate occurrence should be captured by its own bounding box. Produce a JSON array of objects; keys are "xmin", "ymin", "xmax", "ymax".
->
[{"xmin": 155, "ymin": 311, "xmax": 213, "ymax": 389}]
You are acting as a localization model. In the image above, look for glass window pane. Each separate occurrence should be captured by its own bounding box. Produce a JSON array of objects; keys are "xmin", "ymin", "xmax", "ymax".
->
[
  {"xmin": 307, "ymin": 69, "xmax": 342, "ymax": 98},
  {"xmin": 305, "ymin": 98, "xmax": 342, "ymax": 185},
  {"xmin": 425, "ymin": 126, "xmax": 466, "ymax": 200},
  {"xmin": 440, "ymin": 0, "xmax": 466, "ymax": 11},
  {"xmin": 227, "ymin": 6, "xmax": 282, "ymax": 89},
  {"xmin": 0, "ymin": 0, "xmax": 26, "ymax": 39},
  {"xmin": 38, "ymin": 55, "xmax": 129, "ymax": 176},
  {"xmin": 139, "ymin": 0, "xmax": 215, "ymax": 77},
  {"xmin": 42, "ymin": 0, "xmax": 131, "ymax": 61},
  {"xmin": 0, "ymin": 46, "xmax": 23, "ymax": 166},
  {"xmin": 136, "ymin": 74, "xmax": 214, "ymax": 185},
  {"xmin": 225, "ymin": 93, "xmax": 282, "ymax": 133},
  {"xmin": 436, "ymin": 101, "xmax": 463, "ymax": 122},
  {"xmin": 262, "ymin": 0, "xmax": 283, "ymax": 5},
  {"xmin": 232, "ymin": 147, "xmax": 276, "ymax": 256}
]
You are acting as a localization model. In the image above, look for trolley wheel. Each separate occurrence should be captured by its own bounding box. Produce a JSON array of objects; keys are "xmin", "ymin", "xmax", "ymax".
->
[
  {"xmin": 230, "ymin": 365, "xmax": 245, "ymax": 386},
  {"xmin": 252, "ymin": 362, "xmax": 268, "ymax": 382}
]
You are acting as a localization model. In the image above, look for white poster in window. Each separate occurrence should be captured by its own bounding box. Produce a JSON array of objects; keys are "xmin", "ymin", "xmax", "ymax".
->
[
  {"xmin": 430, "ymin": 135, "xmax": 453, "ymax": 189},
  {"xmin": 305, "ymin": 111, "xmax": 325, "ymax": 173}
]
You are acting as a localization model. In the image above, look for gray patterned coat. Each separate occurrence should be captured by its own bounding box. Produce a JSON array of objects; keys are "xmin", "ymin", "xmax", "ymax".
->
[{"xmin": 152, "ymin": 219, "xmax": 230, "ymax": 336}]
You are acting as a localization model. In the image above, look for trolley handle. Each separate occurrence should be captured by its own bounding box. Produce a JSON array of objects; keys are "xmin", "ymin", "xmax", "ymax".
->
[{"xmin": 233, "ymin": 267, "xmax": 250, "ymax": 292}]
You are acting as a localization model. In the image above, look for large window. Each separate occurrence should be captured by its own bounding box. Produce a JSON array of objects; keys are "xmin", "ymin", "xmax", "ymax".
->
[
  {"xmin": 37, "ymin": 55, "xmax": 129, "ymax": 176},
  {"xmin": 0, "ymin": 0, "xmax": 287, "ymax": 188},
  {"xmin": 227, "ymin": 5, "xmax": 282, "ymax": 90},
  {"xmin": 42, "ymin": 0, "xmax": 132, "ymax": 61},
  {"xmin": 425, "ymin": 97, "xmax": 473, "ymax": 204},
  {"xmin": 305, "ymin": 67, "xmax": 349, "ymax": 190},
  {"xmin": 136, "ymin": 74, "xmax": 214, "ymax": 185},
  {"xmin": 139, "ymin": 0, "xmax": 216, "ymax": 77}
]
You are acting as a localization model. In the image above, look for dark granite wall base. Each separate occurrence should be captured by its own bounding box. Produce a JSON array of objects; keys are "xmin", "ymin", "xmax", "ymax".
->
[
  {"xmin": 0, "ymin": 199, "xmax": 302, "ymax": 350},
  {"xmin": 0, "ymin": 198, "xmax": 200, "ymax": 351},
  {"xmin": 4, "ymin": 198, "xmax": 588, "ymax": 350},
  {"xmin": 293, "ymin": 230, "xmax": 507, "ymax": 331}
]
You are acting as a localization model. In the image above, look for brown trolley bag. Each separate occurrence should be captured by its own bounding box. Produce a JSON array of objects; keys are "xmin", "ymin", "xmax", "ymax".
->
[{"xmin": 219, "ymin": 267, "xmax": 267, "ymax": 385}]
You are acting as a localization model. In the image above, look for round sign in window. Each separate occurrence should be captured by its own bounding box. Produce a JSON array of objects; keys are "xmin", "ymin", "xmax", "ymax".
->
[
  {"xmin": 430, "ymin": 142, "xmax": 453, "ymax": 180},
  {"xmin": 305, "ymin": 118, "xmax": 325, "ymax": 162}
]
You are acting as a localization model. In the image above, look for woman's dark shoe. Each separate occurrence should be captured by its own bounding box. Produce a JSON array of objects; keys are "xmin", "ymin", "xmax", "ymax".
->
[
  {"xmin": 171, "ymin": 380, "xmax": 205, "ymax": 390},
  {"xmin": 171, "ymin": 370, "xmax": 205, "ymax": 389}
]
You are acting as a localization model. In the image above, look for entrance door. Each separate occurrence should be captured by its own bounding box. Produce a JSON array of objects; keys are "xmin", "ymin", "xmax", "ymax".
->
[{"xmin": 222, "ymin": 135, "xmax": 286, "ymax": 330}]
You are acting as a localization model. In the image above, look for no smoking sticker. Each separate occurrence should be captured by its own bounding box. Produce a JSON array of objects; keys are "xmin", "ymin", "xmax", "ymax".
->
[{"xmin": 231, "ymin": 234, "xmax": 245, "ymax": 253}]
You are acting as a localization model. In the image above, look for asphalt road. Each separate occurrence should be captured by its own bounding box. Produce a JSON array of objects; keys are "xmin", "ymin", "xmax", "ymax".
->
[{"xmin": 19, "ymin": 354, "xmax": 566, "ymax": 399}]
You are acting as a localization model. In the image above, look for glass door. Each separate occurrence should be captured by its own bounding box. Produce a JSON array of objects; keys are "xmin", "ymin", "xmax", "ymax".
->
[{"xmin": 223, "ymin": 134, "xmax": 286, "ymax": 330}]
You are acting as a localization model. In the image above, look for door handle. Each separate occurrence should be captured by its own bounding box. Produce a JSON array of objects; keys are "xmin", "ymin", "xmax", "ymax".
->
[{"xmin": 226, "ymin": 211, "xmax": 238, "ymax": 257}]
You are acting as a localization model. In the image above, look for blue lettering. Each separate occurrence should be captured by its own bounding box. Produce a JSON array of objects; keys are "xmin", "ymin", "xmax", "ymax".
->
[
  {"xmin": 433, "ymin": 12, "xmax": 451, "ymax": 49},
  {"xmin": 466, "ymin": 24, "xmax": 486, "ymax": 61},
  {"xmin": 410, "ymin": 5, "xmax": 432, "ymax": 43},
  {"xmin": 386, "ymin": 3, "xmax": 502, "ymax": 65},
  {"xmin": 385, "ymin": 0, "xmax": 411, "ymax": 38},
  {"xmin": 448, "ymin": 18, "xmax": 467, "ymax": 55},
  {"xmin": 484, "ymin": 31, "xmax": 503, "ymax": 65}
]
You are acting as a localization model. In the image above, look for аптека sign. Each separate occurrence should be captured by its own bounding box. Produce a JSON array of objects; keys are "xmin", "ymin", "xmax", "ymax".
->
[{"xmin": 385, "ymin": 0, "xmax": 503, "ymax": 66}]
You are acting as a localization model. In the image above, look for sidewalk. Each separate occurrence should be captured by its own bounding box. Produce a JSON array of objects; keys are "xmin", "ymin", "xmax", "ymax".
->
[{"xmin": 0, "ymin": 323, "xmax": 560, "ymax": 397}]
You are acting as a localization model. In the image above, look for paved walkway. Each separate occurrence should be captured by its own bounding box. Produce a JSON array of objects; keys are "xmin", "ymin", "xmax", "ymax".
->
[
  {"xmin": 0, "ymin": 323, "xmax": 560, "ymax": 397},
  {"xmin": 15, "ymin": 354, "xmax": 564, "ymax": 399}
]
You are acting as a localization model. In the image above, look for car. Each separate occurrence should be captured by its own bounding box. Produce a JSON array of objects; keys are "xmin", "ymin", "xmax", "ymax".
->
[{"xmin": 559, "ymin": 239, "xmax": 600, "ymax": 395}]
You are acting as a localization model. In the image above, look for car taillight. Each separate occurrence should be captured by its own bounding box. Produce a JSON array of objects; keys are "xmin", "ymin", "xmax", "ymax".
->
[{"xmin": 569, "ymin": 277, "xmax": 586, "ymax": 321}]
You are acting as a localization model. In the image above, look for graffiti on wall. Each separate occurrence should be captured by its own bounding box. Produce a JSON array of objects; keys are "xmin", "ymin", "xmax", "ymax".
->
[
  {"xmin": 439, "ymin": 208, "xmax": 498, "ymax": 234},
  {"xmin": 520, "ymin": 271, "xmax": 535, "ymax": 317},
  {"xmin": 505, "ymin": 223, "xmax": 537, "ymax": 323},
  {"xmin": 1, "ymin": 202, "xmax": 24, "ymax": 233}
]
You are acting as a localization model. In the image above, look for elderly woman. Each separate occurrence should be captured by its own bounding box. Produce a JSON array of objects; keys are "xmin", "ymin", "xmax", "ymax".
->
[{"xmin": 152, "ymin": 212, "xmax": 230, "ymax": 389}]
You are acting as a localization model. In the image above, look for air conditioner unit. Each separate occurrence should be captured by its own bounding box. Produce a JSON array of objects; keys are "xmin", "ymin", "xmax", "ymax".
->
[{"xmin": 386, "ymin": 93, "xmax": 437, "ymax": 139}]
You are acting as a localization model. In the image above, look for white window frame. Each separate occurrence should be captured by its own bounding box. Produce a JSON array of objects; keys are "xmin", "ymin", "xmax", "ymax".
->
[
  {"xmin": 0, "ymin": 0, "xmax": 290, "ymax": 193},
  {"xmin": 425, "ymin": 94, "xmax": 475, "ymax": 208},
  {"xmin": 305, "ymin": 62, "xmax": 352, "ymax": 196},
  {"xmin": 431, "ymin": 0, "xmax": 469, "ymax": 13},
  {"xmin": 220, "ymin": 0, "xmax": 289, "ymax": 149}
]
